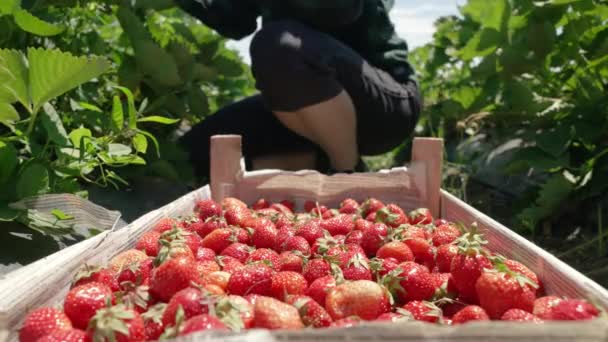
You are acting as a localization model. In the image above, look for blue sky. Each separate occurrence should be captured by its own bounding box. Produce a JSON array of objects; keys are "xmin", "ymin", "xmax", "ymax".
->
[{"xmin": 227, "ymin": 0, "xmax": 466, "ymax": 64}]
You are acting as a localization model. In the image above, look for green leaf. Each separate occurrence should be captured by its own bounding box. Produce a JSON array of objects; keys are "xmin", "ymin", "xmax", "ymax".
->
[
  {"xmin": 134, "ymin": 40, "xmax": 182, "ymax": 87},
  {"xmin": 69, "ymin": 127, "xmax": 92, "ymax": 151},
  {"xmin": 114, "ymin": 86, "xmax": 137, "ymax": 129},
  {"xmin": 16, "ymin": 163, "xmax": 49, "ymax": 199},
  {"xmin": 211, "ymin": 52, "xmax": 245, "ymax": 77},
  {"xmin": 40, "ymin": 103, "xmax": 69, "ymax": 146},
  {"xmin": 50, "ymin": 208, "xmax": 74, "ymax": 220},
  {"xmin": 137, "ymin": 116, "xmax": 179, "ymax": 124},
  {"xmin": 107, "ymin": 143, "xmax": 131, "ymax": 157},
  {"xmin": 537, "ymin": 126, "xmax": 572, "ymax": 158},
  {"xmin": 0, "ymin": 103, "xmax": 19, "ymax": 123},
  {"xmin": 0, "ymin": 141, "xmax": 18, "ymax": 184},
  {"xmin": 132, "ymin": 133, "xmax": 148, "ymax": 154},
  {"xmin": 505, "ymin": 147, "xmax": 569, "ymax": 173},
  {"xmin": 138, "ymin": 130, "xmax": 160, "ymax": 157},
  {"xmin": 518, "ymin": 174, "xmax": 574, "ymax": 227},
  {"xmin": 111, "ymin": 95, "xmax": 124, "ymax": 133},
  {"xmin": 452, "ymin": 86, "xmax": 481, "ymax": 110},
  {"xmin": 0, "ymin": 49, "xmax": 29, "ymax": 109},
  {"xmin": 28, "ymin": 48, "xmax": 111, "ymax": 112},
  {"xmin": 0, "ymin": 0, "xmax": 18, "ymax": 15},
  {"xmin": 13, "ymin": 9, "xmax": 65, "ymax": 36},
  {"xmin": 188, "ymin": 85, "xmax": 209, "ymax": 116},
  {"xmin": 457, "ymin": 29, "xmax": 501, "ymax": 61},
  {"xmin": 461, "ymin": 0, "xmax": 509, "ymax": 31},
  {"xmin": 0, "ymin": 204, "xmax": 19, "ymax": 221}
]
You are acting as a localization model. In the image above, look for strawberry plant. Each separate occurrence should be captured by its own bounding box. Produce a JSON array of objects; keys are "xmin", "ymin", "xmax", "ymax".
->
[{"xmin": 408, "ymin": 0, "xmax": 608, "ymax": 238}]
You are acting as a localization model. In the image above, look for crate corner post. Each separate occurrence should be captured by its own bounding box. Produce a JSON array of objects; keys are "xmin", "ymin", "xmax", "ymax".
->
[
  {"xmin": 411, "ymin": 137, "xmax": 444, "ymax": 218},
  {"xmin": 210, "ymin": 135, "xmax": 244, "ymax": 203}
]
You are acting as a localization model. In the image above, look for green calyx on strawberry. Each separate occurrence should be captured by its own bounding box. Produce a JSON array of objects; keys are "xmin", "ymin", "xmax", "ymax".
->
[
  {"xmin": 487, "ymin": 260, "xmax": 539, "ymax": 290},
  {"xmin": 154, "ymin": 238, "xmax": 187, "ymax": 267},
  {"xmin": 454, "ymin": 223, "xmax": 488, "ymax": 256},
  {"xmin": 87, "ymin": 302, "xmax": 144, "ymax": 342},
  {"xmin": 116, "ymin": 284, "xmax": 150, "ymax": 312},
  {"xmin": 214, "ymin": 297, "xmax": 246, "ymax": 331}
]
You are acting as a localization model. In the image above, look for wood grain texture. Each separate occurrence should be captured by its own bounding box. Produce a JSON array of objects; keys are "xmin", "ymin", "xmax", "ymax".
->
[
  {"xmin": 411, "ymin": 137, "xmax": 444, "ymax": 217},
  {"xmin": 210, "ymin": 135, "xmax": 243, "ymax": 202}
]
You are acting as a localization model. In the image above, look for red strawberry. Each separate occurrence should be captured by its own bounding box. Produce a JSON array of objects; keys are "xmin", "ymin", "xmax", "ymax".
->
[
  {"xmin": 270, "ymin": 271, "xmax": 308, "ymax": 300},
  {"xmin": 274, "ymin": 225, "xmax": 296, "ymax": 252},
  {"xmin": 452, "ymin": 305, "xmax": 490, "ymax": 324},
  {"xmin": 202, "ymin": 228, "xmax": 247, "ymax": 254},
  {"xmin": 162, "ymin": 287, "xmax": 215, "ymax": 327},
  {"xmin": 178, "ymin": 315, "xmax": 228, "ymax": 336},
  {"xmin": 73, "ymin": 266, "xmax": 119, "ymax": 292},
  {"xmin": 360, "ymin": 198, "xmax": 384, "ymax": 217},
  {"xmin": 141, "ymin": 303, "xmax": 166, "ymax": 340},
  {"xmin": 36, "ymin": 329, "xmax": 87, "ymax": 342},
  {"xmin": 325, "ymin": 280, "xmax": 390, "ymax": 320},
  {"xmin": 224, "ymin": 205, "xmax": 251, "ymax": 227},
  {"xmin": 201, "ymin": 271, "xmax": 230, "ymax": 291},
  {"xmin": 303, "ymin": 200, "xmax": 316, "ymax": 213},
  {"xmin": 434, "ymin": 219, "xmax": 450, "ymax": 226},
  {"xmin": 475, "ymin": 269, "xmax": 537, "ymax": 319},
  {"xmin": 442, "ymin": 301, "xmax": 467, "ymax": 318},
  {"xmin": 538, "ymin": 298, "xmax": 600, "ymax": 321},
  {"xmin": 504, "ymin": 259, "xmax": 541, "ymax": 290},
  {"xmin": 117, "ymin": 258, "xmax": 153, "ymax": 286},
  {"xmin": 216, "ymin": 256, "xmax": 244, "ymax": 274},
  {"xmin": 432, "ymin": 223, "xmax": 461, "ymax": 246},
  {"xmin": 375, "ymin": 204, "xmax": 408, "ymax": 227},
  {"xmin": 360, "ymin": 223, "xmax": 389, "ymax": 256},
  {"xmin": 195, "ymin": 260, "xmax": 221, "ymax": 279},
  {"xmin": 322, "ymin": 209, "xmax": 338, "ymax": 219},
  {"xmin": 501, "ymin": 309, "xmax": 542, "ymax": 322},
  {"xmin": 302, "ymin": 258, "xmax": 331, "ymax": 283},
  {"xmin": 252, "ymin": 198, "xmax": 271, "ymax": 210},
  {"xmin": 64, "ymin": 282, "xmax": 112, "ymax": 329},
  {"xmin": 365, "ymin": 211, "xmax": 377, "ymax": 222},
  {"xmin": 384, "ymin": 261, "xmax": 435, "ymax": 303},
  {"xmin": 533, "ymin": 296, "xmax": 562, "ymax": 318},
  {"xmin": 404, "ymin": 237, "xmax": 435, "ymax": 269},
  {"xmin": 280, "ymin": 236, "xmax": 311, "ymax": 256},
  {"xmin": 150, "ymin": 257, "xmax": 198, "ymax": 302},
  {"xmin": 354, "ymin": 218, "xmax": 373, "ymax": 231},
  {"xmin": 310, "ymin": 234, "xmax": 340, "ymax": 256},
  {"xmin": 286, "ymin": 295, "xmax": 333, "ymax": 328},
  {"xmin": 341, "ymin": 252, "xmax": 372, "ymax": 281},
  {"xmin": 19, "ymin": 308, "xmax": 72, "ymax": 342},
  {"xmin": 193, "ymin": 217, "xmax": 227, "ymax": 238},
  {"xmin": 136, "ymin": 231, "xmax": 161, "ymax": 257},
  {"xmin": 339, "ymin": 198, "xmax": 359, "ymax": 214},
  {"xmin": 152, "ymin": 218, "xmax": 178, "ymax": 233},
  {"xmin": 254, "ymin": 296, "xmax": 304, "ymax": 329},
  {"xmin": 220, "ymin": 243, "xmax": 254, "ymax": 263},
  {"xmin": 254, "ymin": 207, "xmax": 279, "ymax": 219},
  {"xmin": 435, "ymin": 244, "xmax": 458, "ymax": 273},
  {"xmin": 370, "ymin": 257, "xmax": 400, "ymax": 280},
  {"xmin": 251, "ymin": 218, "xmax": 278, "ymax": 249},
  {"xmin": 221, "ymin": 197, "xmax": 247, "ymax": 210},
  {"xmin": 321, "ymin": 214, "xmax": 355, "ymax": 236},
  {"xmin": 295, "ymin": 219, "xmax": 324, "ymax": 245},
  {"xmin": 271, "ymin": 202, "xmax": 294, "ymax": 217},
  {"xmin": 194, "ymin": 199, "xmax": 222, "ymax": 221},
  {"xmin": 227, "ymin": 264, "xmax": 274, "ymax": 296},
  {"xmin": 279, "ymin": 200, "xmax": 295, "ymax": 212},
  {"xmin": 215, "ymin": 295, "xmax": 255, "ymax": 329},
  {"xmin": 409, "ymin": 208, "xmax": 433, "ymax": 225},
  {"xmin": 196, "ymin": 247, "xmax": 217, "ymax": 262},
  {"xmin": 344, "ymin": 230, "xmax": 364, "ymax": 246},
  {"xmin": 279, "ymin": 251, "xmax": 305, "ymax": 273},
  {"xmin": 450, "ymin": 237, "xmax": 492, "ymax": 303},
  {"xmin": 246, "ymin": 248, "xmax": 281, "ymax": 270},
  {"xmin": 330, "ymin": 317, "xmax": 361, "ymax": 327},
  {"xmin": 159, "ymin": 227, "xmax": 200, "ymax": 255},
  {"xmin": 109, "ymin": 250, "xmax": 148, "ymax": 274},
  {"xmin": 311, "ymin": 205, "xmax": 328, "ymax": 216},
  {"xmin": 376, "ymin": 241, "xmax": 414, "ymax": 263},
  {"xmin": 87, "ymin": 305, "xmax": 145, "ymax": 342},
  {"xmin": 306, "ymin": 275, "xmax": 337, "ymax": 307},
  {"xmin": 401, "ymin": 300, "xmax": 442, "ymax": 323}
]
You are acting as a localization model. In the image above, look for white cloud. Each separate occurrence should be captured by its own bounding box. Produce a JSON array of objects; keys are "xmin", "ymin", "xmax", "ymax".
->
[{"xmin": 227, "ymin": 1, "xmax": 465, "ymax": 64}]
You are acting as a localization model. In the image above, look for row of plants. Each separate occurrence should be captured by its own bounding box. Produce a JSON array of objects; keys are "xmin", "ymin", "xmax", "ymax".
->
[{"xmin": 0, "ymin": 0, "xmax": 254, "ymax": 241}]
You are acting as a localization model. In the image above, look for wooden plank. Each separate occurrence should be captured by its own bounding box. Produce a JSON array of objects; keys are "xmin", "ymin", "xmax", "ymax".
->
[
  {"xmin": 210, "ymin": 135, "xmax": 243, "ymax": 202},
  {"xmin": 411, "ymin": 137, "xmax": 444, "ymax": 217}
]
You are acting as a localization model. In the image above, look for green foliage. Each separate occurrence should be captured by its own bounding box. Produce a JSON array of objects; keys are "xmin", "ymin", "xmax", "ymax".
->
[
  {"xmin": 0, "ymin": 0, "xmax": 253, "ymax": 240},
  {"xmin": 412, "ymin": 0, "xmax": 608, "ymax": 233}
]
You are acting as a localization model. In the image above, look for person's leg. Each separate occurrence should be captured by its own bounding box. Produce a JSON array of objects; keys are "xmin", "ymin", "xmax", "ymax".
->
[
  {"xmin": 274, "ymin": 91, "xmax": 359, "ymax": 171},
  {"xmin": 249, "ymin": 20, "xmax": 420, "ymax": 172},
  {"xmin": 178, "ymin": 95, "xmax": 325, "ymax": 181}
]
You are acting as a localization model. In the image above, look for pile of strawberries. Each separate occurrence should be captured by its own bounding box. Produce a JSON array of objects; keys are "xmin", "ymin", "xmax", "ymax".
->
[{"xmin": 20, "ymin": 197, "xmax": 601, "ymax": 342}]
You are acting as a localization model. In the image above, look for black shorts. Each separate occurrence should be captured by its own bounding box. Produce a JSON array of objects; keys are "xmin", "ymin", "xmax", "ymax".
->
[{"xmin": 179, "ymin": 20, "xmax": 422, "ymax": 181}]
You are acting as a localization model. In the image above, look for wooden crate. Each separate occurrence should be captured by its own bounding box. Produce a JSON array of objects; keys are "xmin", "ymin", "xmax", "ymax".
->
[{"xmin": 1, "ymin": 135, "xmax": 607, "ymax": 342}]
